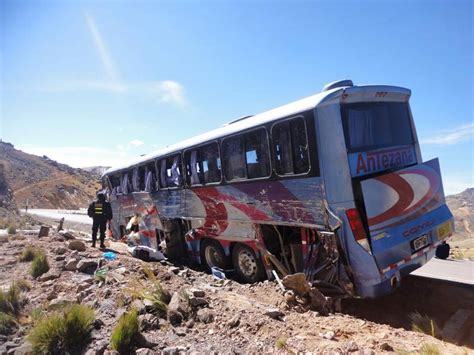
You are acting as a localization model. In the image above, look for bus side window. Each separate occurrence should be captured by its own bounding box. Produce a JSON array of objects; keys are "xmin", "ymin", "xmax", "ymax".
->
[
  {"xmin": 222, "ymin": 128, "xmax": 270, "ymax": 181},
  {"xmin": 185, "ymin": 142, "xmax": 221, "ymax": 186},
  {"xmin": 132, "ymin": 167, "xmax": 140, "ymax": 192},
  {"xmin": 110, "ymin": 174, "xmax": 122, "ymax": 195},
  {"xmin": 143, "ymin": 162, "xmax": 157, "ymax": 192},
  {"xmin": 272, "ymin": 117, "xmax": 310, "ymax": 176},
  {"xmin": 159, "ymin": 154, "xmax": 182, "ymax": 188}
]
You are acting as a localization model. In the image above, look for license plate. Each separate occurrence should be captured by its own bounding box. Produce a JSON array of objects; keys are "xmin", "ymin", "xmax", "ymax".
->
[
  {"xmin": 413, "ymin": 235, "xmax": 429, "ymax": 251},
  {"xmin": 437, "ymin": 222, "xmax": 452, "ymax": 240}
]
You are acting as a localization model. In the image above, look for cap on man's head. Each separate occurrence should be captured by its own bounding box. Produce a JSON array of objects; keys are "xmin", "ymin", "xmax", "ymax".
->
[{"xmin": 96, "ymin": 190, "xmax": 106, "ymax": 200}]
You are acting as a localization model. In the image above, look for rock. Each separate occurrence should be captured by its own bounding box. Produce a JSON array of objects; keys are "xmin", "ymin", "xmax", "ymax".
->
[
  {"xmin": 169, "ymin": 266, "xmax": 180, "ymax": 274},
  {"xmin": 68, "ymin": 240, "xmax": 86, "ymax": 251},
  {"xmin": 38, "ymin": 270, "xmax": 60, "ymax": 282},
  {"xmin": 379, "ymin": 343, "xmax": 394, "ymax": 352},
  {"xmin": 189, "ymin": 288, "xmax": 205, "ymax": 298},
  {"xmin": 162, "ymin": 346, "xmax": 187, "ymax": 355},
  {"xmin": 136, "ymin": 349, "xmax": 154, "ymax": 355},
  {"xmin": 264, "ymin": 308, "xmax": 285, "ymax": 320},
  {"xmin": 48, "ymin": 295, "xmax": 75, "ymax": 310},
  {"xmin": 345, "ymin": 341, "xmax": 358, "ymax": 352},
  {"xmin": 142, "ymin": 299, "xmax": 155, "ymax": 313},
  {"xmin": 115, "ymin": 308, "xmax": 126, "ymax": 320},
  {"xmin": 60, "ymin": 231, "xmax": 77, "ymax": 240},
  {"xmin": 93, "ymin": 319, "xmax": 104, "ymax": 330},
  {"xmin": 77, "ymin": 259, "xmax": 98, "ymax": 273},
  {"xmin": 227, "ymin": 314, "xmax": 240, "ymax": 328},
  {"xmin": 54, "ymin": 246, "xmax": 67, "ymax": 255},
  {"xmin": 64, "ymin": 257, "xmax": 80, "ymax": 271},
  {"xmin": 103, "ymin": 351, "xmax": 120, "ymax": 355},
  {"xmin": 321, "ymin": 331, "xmax": 335, "ymax": 340},
  {"xmin": 189, "ymin": 297, "xmax": 208, "ymax": 308},
  {"xmin": 196, "ymin": 309, "xmax": 215, "ymax": 324},
  {"xmin": 186, "ymin": 319, "xmax": 195, "ymax": 328},
  {"xmin": 167, "ymin": 290, "xmax": 191, "ymax": 326},
  {"xmin": 308, "ymin": 288, "xmax": 329, "ymax": 315},
  {"xmin": 4, "ymin": 343, "xmax": 18, "ymax": 351},
  {"xmin": 12, "ymin": 342, "xmax": 32, "ymax": 355},
  {"xmin": 174, "ymin": 327, "xmax": 186, "ymax": 336},
  {"xmin": 136, "ymin": 333, "xmax": 158, "ymax": 348},
  {"xmin": 139, "ymin": 313, "xmax": 160, "ymax": 332},
  {"xmin": 282, "ymin": 273, "xmax": 311, "ymax": 296},
  {"xmin": 54, "ymin": 255, "xmax": 66, "ymax": 261}
]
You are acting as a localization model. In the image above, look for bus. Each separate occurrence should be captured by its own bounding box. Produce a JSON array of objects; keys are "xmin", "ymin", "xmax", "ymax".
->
[{"xmin": 102, "ymin": 79, "xmax": 454, "ymax": 298}]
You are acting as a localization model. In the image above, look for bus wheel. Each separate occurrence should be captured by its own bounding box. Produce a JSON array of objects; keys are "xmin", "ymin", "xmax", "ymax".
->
[
  {"xmin": 232, "ymin": 244, "xmax": 265, "ymax": 283},
  {"xmin": 201, "ymin": 239, "xmax": 227, "ymax": 271},
  {"xmin": 436, "ymin": 242, "xmax": 450, "ymax": 260}
]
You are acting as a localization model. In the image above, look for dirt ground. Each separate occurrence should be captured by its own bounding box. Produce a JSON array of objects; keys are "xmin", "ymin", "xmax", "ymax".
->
[{"xmin": 0, "ymin": 226, "xmax": 472, "ymax": 354}]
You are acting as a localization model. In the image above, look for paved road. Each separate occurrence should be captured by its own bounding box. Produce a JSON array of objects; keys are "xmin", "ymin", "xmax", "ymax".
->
[
  {"xmin": 411, "ymin": 257, "xmax": 474, "ymax": 285},
  {"xmin": 24, "ymin": 209, "xmax": 92, "ymax": 225}
]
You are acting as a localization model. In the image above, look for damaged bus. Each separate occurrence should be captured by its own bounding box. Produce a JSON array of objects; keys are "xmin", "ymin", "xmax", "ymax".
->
[{"xmin": 102, "ymin": 79, "xmax": 454, "ymax": 298}]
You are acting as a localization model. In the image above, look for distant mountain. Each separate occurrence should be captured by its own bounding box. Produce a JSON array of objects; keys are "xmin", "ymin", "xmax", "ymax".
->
[
  {"xmin": 82, "ymin": 166, "xmax": 110, "ymax": 177},
  {"xmin": 0, "ymin": 141, "xmax": 101, "ymax": 210},
  {"xmin": 446, "ymin": 187, "xmax": 473, "ymax": 241}
]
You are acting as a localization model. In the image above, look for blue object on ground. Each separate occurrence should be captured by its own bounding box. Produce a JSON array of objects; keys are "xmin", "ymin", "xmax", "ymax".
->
[
  {"xmin": 103, "ymin": 251, "xmax": 117, "ymax": 261},
  {"xmin": 211, "ymin": 266, "xmax": 226, "ymax": 280}
]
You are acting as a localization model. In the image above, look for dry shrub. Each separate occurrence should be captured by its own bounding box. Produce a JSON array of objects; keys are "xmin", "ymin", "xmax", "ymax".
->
[
  {"xmin": 419, "ymin": 342, "xmax": 441, "ymax": 355},
  {"xmin": 409, "ymin": 312, "xmax": 441, "ymax": 339},
  {"xmin": 125, "ymin": 266, "xmax": 167, "ymax": 317},
  {"xmin": 0, "ymin": 282, "xmax": 22, "ymax": 315},
  {"xmin": 275, "ymin": 336, "xmax": 287, "ymax": 349},
  {"xmin": 18, "ymin": 246, "xmax": 37, "ymax": 262},
  {"xmin": 16, "ymin": 279, "xmax": 31, "ymax": 292},
  {"xmin": 7, "ymin": 226, "xmax": 16, "ymax": 235},
  {"xmin": 27, "ymin": 304, "xmax": 95, "ymax": 354},
  {"xmin": 110, "ymin": 308, "xmax": 139, "ymax": 354},
  {"xmin": 30, "ymin": 252, "xmax": 49, "ymax": 278},
  {"xmin": 0, "ymin": 312, "xmax": 17, "ymax": 335}
]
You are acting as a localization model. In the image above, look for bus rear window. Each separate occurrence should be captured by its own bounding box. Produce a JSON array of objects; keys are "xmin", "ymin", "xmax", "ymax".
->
[{"xmin": 341, "ymin": 102, "xmax": 414, "ymax": 152}]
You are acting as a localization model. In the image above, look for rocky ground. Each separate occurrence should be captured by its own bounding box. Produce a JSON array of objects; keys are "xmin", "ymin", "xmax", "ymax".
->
[{"xmin": 0, "ymin": 225, "xmax": 472, "ymax": 355}]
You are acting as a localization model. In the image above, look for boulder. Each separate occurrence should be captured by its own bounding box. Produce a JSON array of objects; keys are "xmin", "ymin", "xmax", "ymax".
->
[
  {"xmin": 38, "ymin": 270, "xmax": 61, "ymax": 282},
  {"xmin": 54, "ymin": 247, "xmax": 67, "ymax": 255},
  {"xmin": 189, "ymin": 288, "xmax": 205, "ymax": 298},
  {"xmin": 68, "ymin": 240, "xmax": 86, "ymax": 251},
  {"xmin": 189, "ymin": 297, "xmax": 208, "ymax": 308},
  {"xmin": 162, "ymin": 346, "xmax": 187, "ymax": 355},
  {"xmin": 166, "ymin": 290, "xmax": 191, "ymax": 326},
  {"xmin": 196, "ymin": 309, "xmax": 215, "ymax": 324},
  {"xmin": 136, "ymin": 333, "xmax": 158, "ymax": 349},
  {"xmin": 308, "ymin": 288, "xmax": 329, "ymax": 315},
  {"xmin": 138, "ymin": 313, "xmax": 160, "ymax": 332},
  {"xmin": 282, "ymin": 273, "xmax": 311, "ymax": 296},
  {"xmin": 64, "ymin": 257, "xmax": 80, "ymax": 271},
  {"xmin": 77, "ymin": 259, "xmax": 98, "ymax": 273},
  {"xmin": 48, "ymin": 295, "xmax": 76, "ymax": 310}
]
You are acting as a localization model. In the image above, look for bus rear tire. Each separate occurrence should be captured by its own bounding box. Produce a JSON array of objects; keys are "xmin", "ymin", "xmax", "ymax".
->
[
  {"xmin": 436, "ymin": 242, "xmax": 450, "ymax": 260},
  {"xmin": 201, "ymin": 239, "xmax": 228, "ymax": 271},
  {"xmin": 232, "ymin": 244, "xmax": 265, "ymax": 283}
]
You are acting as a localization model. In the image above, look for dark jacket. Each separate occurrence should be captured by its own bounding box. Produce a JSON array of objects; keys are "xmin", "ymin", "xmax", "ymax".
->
[{"xmin": 88, "ymin": 200, "xmax": 113, "ymax": 221}]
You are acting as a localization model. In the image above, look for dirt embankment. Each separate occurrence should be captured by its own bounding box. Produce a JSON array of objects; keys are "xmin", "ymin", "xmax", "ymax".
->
[{"xmin": 0, "ymin": 227, "xmax": 472, "ymax": 354}]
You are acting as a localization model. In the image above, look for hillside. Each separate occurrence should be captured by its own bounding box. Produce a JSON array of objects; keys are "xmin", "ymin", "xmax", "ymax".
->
[
  {"xmin": 0, "ymin": 141, "xmax": 101, "ymax": 210},
  {"xmin": 446, "ymin": 188, "xmax": 474, "ymax": 259}
]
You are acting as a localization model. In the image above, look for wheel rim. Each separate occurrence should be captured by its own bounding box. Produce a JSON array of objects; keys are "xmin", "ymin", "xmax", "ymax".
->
[
  {"xmin": 204, "ymin": 245, "xmax": 223, "ymax": 268},
  {"xmin": 237, "ymin": 249, "xmax": 258, "ymax": 277}
]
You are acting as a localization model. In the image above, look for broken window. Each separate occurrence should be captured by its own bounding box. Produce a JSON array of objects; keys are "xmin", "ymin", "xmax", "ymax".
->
[
  {"xmin": 272, "ymin": 117, "xmax": 310, "ymax": 176},
  {"xmin": 159, "ymin": 154, "xmax": 182, "ymax": 189},
  {"xmin": 110, "ymin": 174, "xmax": 122, "ymax": 195},
  {"xmin": 137, "ymin": 163, "xmax": 157, "ymax": 192},
  {"xmin": 132, "ymin": 168, "xmax": 140, "ymax": 192},
  {"xmin": 222, "ymin": 128, "xmax": 270, "ymax": 181},
  {"xmin": 184, "ymin": 142, "xmax": 222, "ymax": 186},
  {"xmin": 121, "ymin": 171, "xmax": 133, "ymax": 194}
]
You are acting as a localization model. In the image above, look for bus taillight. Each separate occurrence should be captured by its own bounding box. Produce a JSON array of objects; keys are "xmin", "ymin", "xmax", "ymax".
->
[{"xmin": 346, "ymin": 208, "xmax": 372, "ymax": 254}]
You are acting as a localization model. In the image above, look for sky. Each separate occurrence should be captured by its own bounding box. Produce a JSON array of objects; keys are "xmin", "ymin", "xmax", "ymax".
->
[{"xmin": 0, "ymin": 0, "xmax": 472, "ymax": 195}]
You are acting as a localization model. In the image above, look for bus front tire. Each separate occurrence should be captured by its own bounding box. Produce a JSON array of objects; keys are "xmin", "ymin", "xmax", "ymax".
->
[
  {"xmin": 201, "ymin": 239, "xmax": 228, "ymax": 271},
  {"xmin": 232, "ymin": 244, "xmax": 265, "ymax": 283}
]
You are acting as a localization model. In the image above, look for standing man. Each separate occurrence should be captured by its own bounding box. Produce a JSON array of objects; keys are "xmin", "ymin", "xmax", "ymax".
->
[{"xmin": 87, "ymin": 191, "xmax": 113, "ymax": 249}]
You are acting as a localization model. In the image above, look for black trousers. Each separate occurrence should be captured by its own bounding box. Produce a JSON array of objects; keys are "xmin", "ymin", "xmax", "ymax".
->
[{"xmin": 92, "ymin": 219, "xmax": 107, "ymax": 246}]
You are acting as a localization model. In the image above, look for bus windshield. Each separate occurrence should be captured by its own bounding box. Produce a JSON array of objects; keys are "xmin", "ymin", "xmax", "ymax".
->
[{"xmin": 341, "ymin": 102, "xmax": 414, "ymax": 152}]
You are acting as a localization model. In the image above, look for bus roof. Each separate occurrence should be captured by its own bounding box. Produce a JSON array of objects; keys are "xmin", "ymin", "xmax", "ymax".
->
[{"xmin": 103, "ymin": 84, "xmax": 409, "ymax": 176}]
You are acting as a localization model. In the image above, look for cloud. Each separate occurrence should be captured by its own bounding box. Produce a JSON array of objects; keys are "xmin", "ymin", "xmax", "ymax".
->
[
  {"xmin": 153, "ymin": 81, "xmax": 186, "ymax": 105},
  {"xmin": 128, "ymin": 139, "xmax": 144, "ymax": 147},
  {"xmin": 420, "ymin": 123, "xmax": 474, "ymax": 145}
]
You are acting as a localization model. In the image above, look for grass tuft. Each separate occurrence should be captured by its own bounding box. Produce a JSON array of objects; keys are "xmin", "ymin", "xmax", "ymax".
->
[
  {"xmin": 110, "ymin": 308, "xmax": 139, "ymax": 354},
  {"xmin": 125, "ymin": 266, "xmax": 168, "ymax": 317},
  {"xmin": 7, "ymin": 226, "xmax": 17, "ymax": 235},
  {"xmin": 30, "ymin": 252, "xmax": 50, "ymax": 278},
  {"xmin": 16, "ymin": 279, "xmax": 31, "ymax": 292},
  {"xmin": 275, "ymin": 336, "xmax": 287, "ymax": 349},
  {"xmin": 18, "ymin": 246, "xmax": 37, "ymax": 262},
  {"xmin": 0, "ymin": 281, "xmax": 22, "ymax": 315},
  {"xmin": 27, "ymin": 304, "xmax": 95, "ymax": 354},
  {"xmin": 419, "ymin": 342, "xmax": 441, "ymax": 355},
  {"xmin": 0, "ymin": 312, "xmax": 17, "ymax": 335},
  {"xmin": 409, "ymin": 312, "xmax": 441, "ymax": 339}
]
